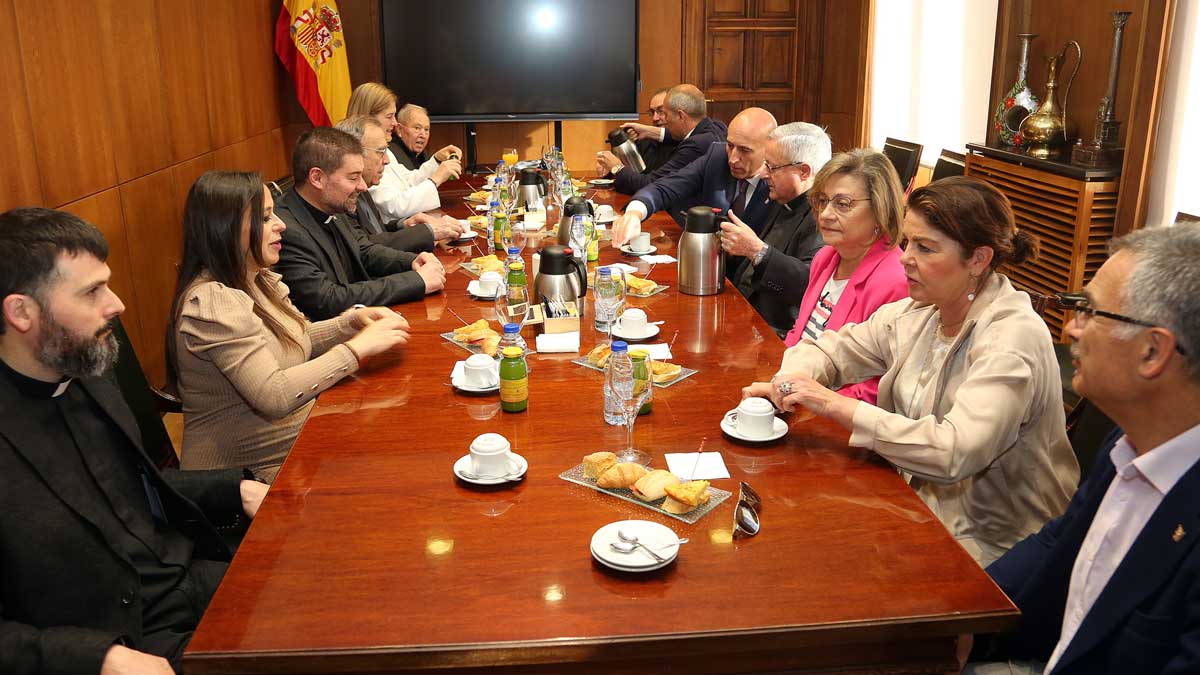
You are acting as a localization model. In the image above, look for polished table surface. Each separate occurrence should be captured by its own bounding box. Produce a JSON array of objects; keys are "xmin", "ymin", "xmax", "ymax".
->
[{"xmin": 184, "ymin": 181, "xmax": 1017, "ymax": 674}]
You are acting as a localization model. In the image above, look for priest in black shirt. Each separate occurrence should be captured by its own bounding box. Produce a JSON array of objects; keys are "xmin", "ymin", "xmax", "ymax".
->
[{"xmin": 0, "ymin": 208, "xmax": 267, "ymax": 674}]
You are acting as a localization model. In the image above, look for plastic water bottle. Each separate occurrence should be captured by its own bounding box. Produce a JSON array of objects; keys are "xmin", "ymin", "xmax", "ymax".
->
[
  {"xmin": 487, "ymin": 201, "xmax": 502, "ymax": 253},
  {"xmin": 594, "ymin": 267, "xmax": 622, "ymax": 330},
  {"xmin": 604, "ymin": 341, "xmax": 632, "ymax": 425},
  {"xmin": 505, "ymin": 246, "xmax": 521, "ymax": 270},
  {"xmin": 497, "ymin": 323, "xmax": 528, "ymax": 362}
]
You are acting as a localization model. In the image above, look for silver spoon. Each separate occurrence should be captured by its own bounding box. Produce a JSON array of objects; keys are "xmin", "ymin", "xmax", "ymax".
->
[
  {"xmin": 615, "ymin": 529, "xmax": 671, "ymax": 562},
  {"xmin": 609, "ymin": 537, "xmax": 689, "ymax": 557}
]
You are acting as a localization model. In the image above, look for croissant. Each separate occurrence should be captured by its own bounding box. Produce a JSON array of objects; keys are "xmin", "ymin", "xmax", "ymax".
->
[
  {"xmin": 632, "ymin": 469, "xmax": 680, "ymax": 502},
  {"xmin": 596, "ymin": 462, "xmax": 647, "ymax": 488}
]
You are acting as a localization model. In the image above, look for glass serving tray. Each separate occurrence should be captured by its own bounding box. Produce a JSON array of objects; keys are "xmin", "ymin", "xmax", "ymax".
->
[
  {"xmin": 570, "ymin": 358, "xmax": 697, "ymax": 389},
  {"xmin": 440, "ymin": 332, "xmax": 538, "ymax": 356},
  {"xmin": 559, "ymin": 463, "xmax": 731, "ymax": 525}
]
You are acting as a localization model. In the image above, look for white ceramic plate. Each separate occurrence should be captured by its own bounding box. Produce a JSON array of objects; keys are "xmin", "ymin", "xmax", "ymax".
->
[
  {"xmin": 609, "ymin": 321, "xmax": 660, "ymax": 342},
  {"xmin": 619, "ymin": 244, "xmax": 656, "ymax": 256},
  {"xmin": 453, "ymin": 452, "xmax": 528, "ymax": 485},
  {"xmin": 589, "ymin": 178, "xmax": 615, "ymax": 186},
  {"xmin": 720, "ymin": 408, "xmax": 788, "ymax": 442},
  {"xmin": 589, "ymin": 519, "xmax": 680, "ymax": 570},
  {"xmin": 450, "ymin": 360, "xmax": 500, "ymax": 392}
]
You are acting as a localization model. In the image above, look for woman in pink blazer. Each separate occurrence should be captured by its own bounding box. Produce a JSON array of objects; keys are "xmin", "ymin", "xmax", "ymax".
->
[{"xmin": 782, "ymin": 149, "xmax": 909, "ymax": 403}]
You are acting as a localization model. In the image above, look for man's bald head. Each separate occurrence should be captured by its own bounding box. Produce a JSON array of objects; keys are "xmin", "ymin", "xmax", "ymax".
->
[{"xmin": 725, "ymin": 107, "xmax": 778, "ymax": 179}]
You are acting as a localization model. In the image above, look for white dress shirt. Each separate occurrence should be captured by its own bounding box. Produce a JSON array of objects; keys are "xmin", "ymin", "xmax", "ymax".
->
[
  {"xmin": 369, "ymin": 149, "xmax": 441, "ymax": 221},
  {"xmin": 1044, "ymin": 422, "xmax": 1200, "ymax": 673}
]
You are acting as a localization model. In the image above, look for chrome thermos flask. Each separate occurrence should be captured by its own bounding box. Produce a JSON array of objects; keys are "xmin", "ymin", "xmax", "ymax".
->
[
  {"xmin": 677, "ymin": 206, "xmax": 725, "ymax": 296},
  {"xmin": 607, "ymin": 128, "xmax": 647, "ymax": 174}
]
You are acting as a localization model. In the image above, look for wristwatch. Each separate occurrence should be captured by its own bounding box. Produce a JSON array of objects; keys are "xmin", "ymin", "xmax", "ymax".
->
[{"xmin": 750, "ymin": 243, "xmax": 770, "ymax": 267}]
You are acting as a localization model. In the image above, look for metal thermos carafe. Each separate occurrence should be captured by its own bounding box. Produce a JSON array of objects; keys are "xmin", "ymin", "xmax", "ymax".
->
[
  {"xmin": 678, "ymin": 206, "xmax": 725, "ymax": 296},
  {"xmin": 556, "ymin": 196, "xmax": 595, "ymax": 245},
  {"xmin": 515, "ymin": 168, "xmax": 548, "ymax": 210},
  {"xmin": 607, "ymin": 128, "xmax": 647, "ymax": 173},
  {"xmin": 532, "ymin": 244, "xmax": 587, "ymax": 304}
]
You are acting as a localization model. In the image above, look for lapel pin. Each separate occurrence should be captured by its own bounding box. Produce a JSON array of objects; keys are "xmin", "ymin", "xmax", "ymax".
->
[{"xmin": 1173, "ymin": 524, "xmax": 1186, "ymax": 543}]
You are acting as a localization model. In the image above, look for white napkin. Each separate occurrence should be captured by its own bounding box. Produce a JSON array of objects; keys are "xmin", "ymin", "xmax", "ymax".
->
[
  {"xmin": 664, "ymin": 452, "xmax": 730, "ymax": 480},
  {"xmin": 535, "ymin": 332, "xmax": 580, "ymax": 353},
  {"xmin": 638, "ymin": 254, "xmax": 677, "ymax": 264},
  {"xmin": 599, "ymin": 262, "xmax": 639, "ymax": 274},
  {"xmin": 635, "ymin": 343, "xmax": 673, "ymax": 360}
]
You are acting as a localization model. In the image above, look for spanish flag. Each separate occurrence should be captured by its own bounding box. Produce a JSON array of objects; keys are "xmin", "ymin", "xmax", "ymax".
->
[{"xmin": 274, "ymin": 0, "xmax": 352, "ymax": 126}]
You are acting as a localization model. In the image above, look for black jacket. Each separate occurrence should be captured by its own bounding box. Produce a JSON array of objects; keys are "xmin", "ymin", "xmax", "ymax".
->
[
  {"xmin": 0, "ymin": 373, "xmax": 243, "ymax": 675},
  {"xmin": 728, "ymin": 192, "xmax": 823, "ymax": 337},
  {"xmin": 274, "ymin": 187, "xmax": 424, "ymax": 320},
  {"xmin": 350, "ymin": 191, "xmax": 436, "ymax": 254},
  {"xmin": 614, "ymin": 117, "xmax": 729, "ymax": 195}
]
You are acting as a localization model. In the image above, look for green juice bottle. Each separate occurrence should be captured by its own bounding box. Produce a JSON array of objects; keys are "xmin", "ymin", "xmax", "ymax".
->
[
  {"xmin": 492, "ymin": 211, "xmax": 509, "ymax": 254},
  {"xmin": 499, "ymin": 346, "xmax": 528, "ymax": 413},
  {"xmin": 631, "ymin": 350, "xmax": 652, "ymax": 415}
]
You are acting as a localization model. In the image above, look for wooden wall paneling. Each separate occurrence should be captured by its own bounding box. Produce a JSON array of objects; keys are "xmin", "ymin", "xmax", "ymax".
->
[
  {"xmin": 59, "ymin": 189, "xmax": 146, "ymax": 357},
  {"xmin": 683, "ymin": 0, "xmax": 707, "ymax": 87},
  {"xmin": 240, "ymin": 0, "xmax": 285, "ymax": 135},
  {"xmin": 793, "ymin": 0, "xmax": 825, "ymax": 124},
  {"xmin": 709, "ymin": 100, "xmax": 746, "ymax": 125},
  {"xmin": 340, "ymin": 0, "xmax": 381, "ymax": 92},
  {"xmin": 96, "ymin": 0, "xmax": 175, "ymax": 184},
  {"xmin": 562, "ymin": 120, "xmax": 622, "ymax": 173},
  {"xmin": 755, "ymin": 99, "xmax": 792, "ymax": 125},
  {"xmin": 280, "ymin": 123, "xmax": 312, "ymax": 177},
  {"xmin": 204, "ymin": 0, "xmax": 250, "ymax": 149},
  {"xmin": 639, "ymin": 0, "xmax": 684, "ymax": 113},
  {"xmin": 758, "ymin": 0, "xmax": 797, "ymax": 19},
  {"xmin": 815, "ymin": 0, "xmax": 871, "ymax": 150},
  {"xmin": 706, "ymin": 30, "xmax": 750, "ymax": 89},
  {"xmin": 0, "ymin": 0, "xmax": 42, "ymax": 209},
  {"xmin": 155, "ymin": 0, "xmax": 215, "ymax": 163},
  {"xmin": 754, "ymin": 30, "xmax": 796, "ymax": 90},
  {"xmin": 170, "ymin": 153, "xmax": 216, "ymax": 222},
  {"xmin": 265, "ymin": 128, "xmax": 290, "ymax": 182},
  {"xmin": 708, "ymin": 0, "xmax": 752, "ymax": 19},
  {"xmin": 474, "ymin": 122, "xmax": 551, "ymax": 165},
  {"xmin": 15, "ymin": 0, "xmax": 119, "ymax": 206},
  {"xmin": 119, "ymin": 169, "xmax": 183, "ymax": 386}
]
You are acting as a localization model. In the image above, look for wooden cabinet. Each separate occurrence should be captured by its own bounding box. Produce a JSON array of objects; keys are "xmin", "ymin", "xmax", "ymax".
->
[{"xmin": 966, "ymin": 150, "xmax": 1120, "ymax": 340}]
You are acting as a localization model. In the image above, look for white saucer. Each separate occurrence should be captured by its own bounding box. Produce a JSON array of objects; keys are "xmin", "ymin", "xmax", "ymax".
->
[
  {"xmin": 451, "ymin": 225, "xmax": 480, "ymax": 242},
  {"xmin": 589, "ymin": 178, "xmax": 615, "ymax": 187},
  {"xmin": 610, "ymin": 321, "xmax": 660, "ymax": 342},
  {"xmin": 589, "ymin": 520, "xmax": 680, "ymax": 571},
  {"xmin": 619, "ymin": 244, "xmax": 656, "ymax": 256},
  {"xmin": 466, "ymin": 280, "xmax": 500, "ymax": 300},
  {"xmin": 451, "ymin": 360, "xmax": 500, "ymax": 392},
  {"xmin": 720, "ymin": 409, "xmax": 788, "ymax": 442},
  {"xmin": 453, "ymin": 452, "xmax": 528, "ymax": 485}
]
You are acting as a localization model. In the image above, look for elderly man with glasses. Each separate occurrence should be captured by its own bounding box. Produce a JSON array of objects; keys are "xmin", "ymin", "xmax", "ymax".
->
[
  {"xmin": 719, "ymin": 122, "xmax": 830, "ymax": 336},
  {"xmin": 967, "ymin": 222, "xmax": 1200, "ymax": 675}
]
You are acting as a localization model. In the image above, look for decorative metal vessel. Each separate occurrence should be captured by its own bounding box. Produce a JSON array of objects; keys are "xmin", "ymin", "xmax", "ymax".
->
[
  {"xmin": 1020, "ymin": 41, "xmax": 1082, "ymax": 158},
  {"xmin": 1072, "ymin": 12, "xmax": 1132, "ymax": 168},
  {"xmin": 993, "ymin": 33, "xmax": 1039, "ymax": 147}
]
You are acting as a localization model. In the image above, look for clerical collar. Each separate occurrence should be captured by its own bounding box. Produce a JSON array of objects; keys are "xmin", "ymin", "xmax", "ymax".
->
[
  {"xmin": 782, "ymin": 191, "xmax": 810, "ymax": 212},
  {"xmin": 298, "ymin": 191, "xmax": 336, "ymax": 226},
  {"xmin": 0, "ymin": 356, "xmax": 73, "ymax": 399}
]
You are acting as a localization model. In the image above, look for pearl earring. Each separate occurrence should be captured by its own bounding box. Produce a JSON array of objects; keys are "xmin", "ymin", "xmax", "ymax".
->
[{"xmin": 967, "ymin": 291, "xmax": 976, "ymax": 302}]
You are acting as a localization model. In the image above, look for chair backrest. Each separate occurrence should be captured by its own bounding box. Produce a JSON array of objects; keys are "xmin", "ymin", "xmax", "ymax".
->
[
  {"xmin": 111, "ymin": 318, "xmax": 180, "ymax": 469},
  {"xmin": 930, "ymin": 149, "xmax": 966, "ymax": 182},
  {"xmin": 882, "ymin": 137, "xmax": 923, "ymax": 192},
  {"xmin": 269, "ymin": 174, "xmax": 295, "ymax": 197},
  {"xmin": 1066, "ymin": 398, "xmax": 1117, "ymax": 481}
]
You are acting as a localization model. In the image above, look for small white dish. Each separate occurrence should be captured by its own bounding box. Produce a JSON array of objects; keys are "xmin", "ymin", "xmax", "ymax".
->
[
  {"xmin": 473, "ymin": 203, "xmax": 490, "ymax": 211},
  {"xmin": 466, "ymin": 280, "xmax": 500, "ymax": 300},
  {"xmin": 589, "ymin": 520, "xmax": 679, "ymax": 571},
  {"xmin": 453, "ymin": 452, "xmax": 528, "ymax": 485},
  {"xmin": 451, "ymin": 360, "xmax": 500, "ymax": 392},
  {"xmin": 610, "ymin": 321, "xmax": 660, "ymax": 342},
  {"xmin": 720, "ymin": 408, "xmax": 788, "ymax": 442},
  {"xmin": 619, "ymin": 244, "xmax": 656, "ymax": 256},
  {"xmin": 589, "ymin": 178, "xmax": 615, "ymax": 187}
]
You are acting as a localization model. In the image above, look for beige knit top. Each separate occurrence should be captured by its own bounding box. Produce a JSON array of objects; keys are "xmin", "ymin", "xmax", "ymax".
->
[{"xmin": 175, "ymin": 270, "xmax": 359, "ymax": 483}]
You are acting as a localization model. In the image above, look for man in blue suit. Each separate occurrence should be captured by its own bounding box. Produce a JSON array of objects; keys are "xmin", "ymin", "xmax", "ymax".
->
[
  {"xmin": 611, "ymin": 107, "xmax": 776, "ymax": 249},
  {"xmin": 966, "ymin": 222, "xmax": 1200, "ymax": 674}
]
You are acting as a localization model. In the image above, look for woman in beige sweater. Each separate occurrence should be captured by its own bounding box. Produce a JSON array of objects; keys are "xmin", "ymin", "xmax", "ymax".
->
[
  {"xmin": 168, "ymin": 171, "xmax": 410, "ymax": 483},
  {"xmin": 744, "ymin": 177, "xmax": 1079, "ymax": 565}
]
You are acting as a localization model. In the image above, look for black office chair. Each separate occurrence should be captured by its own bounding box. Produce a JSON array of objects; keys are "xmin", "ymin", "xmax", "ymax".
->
[
  {"xmin": 111, "ymin": 318, "xmax": 182, "ymax": 470},
  {"xmin": 268, "ymin": 174, "xmax": 295, "ymax": 197},
  {"xmin": 930, "ymin": 149, "xmax": 966, "ymax": 182},
  {"xmin": 1066, "ymin": 398, "xmax": 1117, "ymax": 481},
  {"xmin": 882, "ymin": 137, "xmax": 923, "ymax": 193}
]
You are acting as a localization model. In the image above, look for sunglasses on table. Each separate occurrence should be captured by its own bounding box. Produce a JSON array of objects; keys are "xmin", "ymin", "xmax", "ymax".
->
[{"xmin": 733, "ymin": 481, "xmax": 762, "ymax": 539}]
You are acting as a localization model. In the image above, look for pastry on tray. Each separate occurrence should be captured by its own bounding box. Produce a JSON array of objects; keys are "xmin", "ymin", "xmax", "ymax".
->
[
  {"xmin": 662, "ymin": 480, "xmax": 711, "ymax": 514},
  {"xmin": 583, "ymin": 451, "xmax": 618, "ymax": 480},
  {"xmin": 596, "ymin": 462, "xmax": 647, "ymax": 489},
  {"xmin": 624, "ymin": 275, "xmax": 658, "ymax": 295},
  {"xmin": 469, "ymin": 254, "xmax": 506, "ymax": 274},
  {"xmin": 632, "ymin": 469, "xmax": 680, "ymax": 502},
  {"xmin": 452, "ymin": 320, "xmax": 501, "ymax": 356},
  {"xmin": 586, "ymin": 343, "xmax": 613, "ymax": 369},
  {"xmin": 650, "ymin": 361, "xmax": 682, "ymax": 383}
]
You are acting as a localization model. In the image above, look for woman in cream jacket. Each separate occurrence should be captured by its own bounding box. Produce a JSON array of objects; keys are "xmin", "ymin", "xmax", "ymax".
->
[{"xmin": 745, "ymin": 177, "xmax": 1079, "ymax": 565}]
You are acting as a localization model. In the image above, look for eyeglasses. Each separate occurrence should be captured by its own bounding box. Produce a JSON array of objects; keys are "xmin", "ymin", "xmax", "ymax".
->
[
  {"xmin": 811, "ymin": 193, "xmax": 871, "ymax": 215},
  {"xmin": 366, "ymin": 145, "xmax": 388, "ymax": 157},
  {"xmin": 404, "ymin": 125, "xmax": 430, "ymax": 134},
  {"xmin": 1056, "ymin": 292, "xmax": 1187, "ymax": 355},
  {"xmin": 646, "ymin": 106, "xmax": 665, "ymax": 117},
  {"xmin": 732, "ymin": 482, "xmax": 761, "ymax": 539},
  {"xmin": 763, "ymin": 160, "xmax": 805, "ymax": 174}
]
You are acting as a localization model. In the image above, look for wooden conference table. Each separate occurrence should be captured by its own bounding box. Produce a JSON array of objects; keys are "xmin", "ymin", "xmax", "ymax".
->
[{"xmin": 184, "ymin": 181, "xmax": 1017, "ymax": 674}]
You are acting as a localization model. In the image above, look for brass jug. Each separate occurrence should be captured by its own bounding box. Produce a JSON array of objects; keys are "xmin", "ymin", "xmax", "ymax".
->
[{"xmin": 1020, "ymin": 41, "xmax": 1082, "ymax": 158}]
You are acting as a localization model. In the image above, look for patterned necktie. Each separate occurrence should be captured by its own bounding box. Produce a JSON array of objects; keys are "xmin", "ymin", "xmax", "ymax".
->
[{"xmin": 731, "ymin": 179, "xmax": 749, "ymax": 220}]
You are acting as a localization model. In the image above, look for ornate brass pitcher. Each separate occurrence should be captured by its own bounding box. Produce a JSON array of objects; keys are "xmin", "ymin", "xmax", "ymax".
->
[{"xmin": 1020, "ymin": 41, "xmax": 1082, "ymax": 158}]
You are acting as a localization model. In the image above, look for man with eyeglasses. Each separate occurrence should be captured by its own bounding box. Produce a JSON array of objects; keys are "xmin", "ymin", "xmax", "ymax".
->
[
  {"xmin": 612, "ymin": 107, "xmax": 776, "ymax": 247},
  {"xmin": 597, "ymin": 85, "xmax": 728, "ymax": 195},
  {"xmin": 720, "ymin": 122, "xmax": 830, "ymax": 336},
  {"xmin": 614, "ymin": 87, "xmax": 673, "ymax": 174},
  {"xmin": 335, "ymin": 116, "xmax": 467, "ymax": 253},
  {"xmin": 391, "ymin": 104, "xmax": 448, "ymax": 173},
  {"xmin": 967, "ymin": 223, "xmax": 1200, "ymax": 675}
]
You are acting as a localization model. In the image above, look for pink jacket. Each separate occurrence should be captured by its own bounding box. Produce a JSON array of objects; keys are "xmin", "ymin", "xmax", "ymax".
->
[{"xmin": 783, "ymin": 239, "xmax": 908, "ymax": 403}]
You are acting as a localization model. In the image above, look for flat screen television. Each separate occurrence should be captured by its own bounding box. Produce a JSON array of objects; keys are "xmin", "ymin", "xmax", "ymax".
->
[{"xmin": 380, "ymin": 0, "xmax": 639, "ymax": 122}]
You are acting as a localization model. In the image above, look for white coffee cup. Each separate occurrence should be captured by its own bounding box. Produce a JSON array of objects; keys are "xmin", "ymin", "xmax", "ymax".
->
[
  {"xmin": 463, "ymin": 353, "xmax": 498, "ymax": 388},
  {"xmin": 469, "ymin": 432, "xmax": 512, "ymax": 477},
  {"xmin": 732, "ymin": 397, "xmax": 776, "ymax": 438},
  {"xmin": 630, "ymin": 232, "xmax": 653, "ymax": 253},
  {"xmin": 478, "ymin": 271, "xmax": 502, "ymax": 296},
  {"xmin": 595, "ymin": 204, "xmax": 616, "ymax": 221},
  {"xmin": 620, "ymin": 308, "xmax": 649, "ymax": 337}
]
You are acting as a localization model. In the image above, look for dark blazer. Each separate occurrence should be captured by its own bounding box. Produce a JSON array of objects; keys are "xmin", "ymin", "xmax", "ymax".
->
[
  {"xmin": 613, "ymin": 117, "xmax": 729, "ymax": 195},
  {"xmin": 630, "ymin": 142, "xmax": 771, "ymax": 229},
  {"xmin": 275, "ymin": 187, "xmax": 424, "ymax": 320},
  {"xmin": 351, "ymin": 191, "xmax": 435, "ymax": 254},
  {"xmin": 728, "ymin": 192, "xmax": 823, "ymax": 337},
  {"xmin": 636, "ymin": 136, "xmax": 670, "ymax": 174},
  {"xmin": 0, "ymin": 373, "xmax": 243, "ymax": 675},
  {"xmin": 982, "ymin": 429, "xmax": 1200, "ymax": 674},
  {"xmin": 389, "ymin": 138, "xmax": 429, "ymax": 171}
]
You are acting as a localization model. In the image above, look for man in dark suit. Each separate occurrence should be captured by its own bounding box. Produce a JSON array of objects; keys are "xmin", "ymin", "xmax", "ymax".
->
[
  {"xmin": 721, "ymin": 122, "xmax": 830, "ymax": 336},
  {"xmin": 0, "ymin": 208, "xmax": 267, "ymax": 674},
  {"xmin": 967, "ymin": 223, "xmax": 1200, "ymax": 674},
  {"xmin": 274, "ymin": 127, "xmax": 446, "ymax": 320},
  {"xmin": 612, "ymin": 107, "xmax": 777, "ymax": 247},
  {"xmin": 626, "ymin": 87, "xmax": 674, "ymax": 174},
  {"xmin": 335, "ymin": 115, "xmax": 467, "ymax": 254},
  {"xmin": 597, "ymin": 85, "xmax": 728, "ymax": 195}
]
